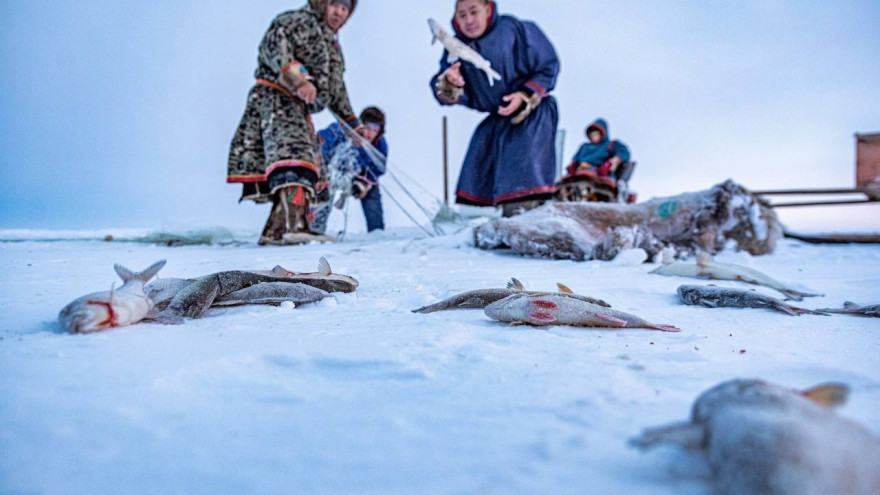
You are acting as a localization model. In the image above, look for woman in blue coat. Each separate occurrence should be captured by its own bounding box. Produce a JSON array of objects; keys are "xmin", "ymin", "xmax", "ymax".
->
[{"xmin": 430, "ymin": 0, "xmax": 560, "ymax": 216}]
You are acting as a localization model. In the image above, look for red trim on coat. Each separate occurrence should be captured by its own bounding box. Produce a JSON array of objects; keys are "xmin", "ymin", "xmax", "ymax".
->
[
  {"xmin": 455, "ymin": 190, "xmax": 494, "ymax": 205},
  {"xmin": 226, "ymin": 159, "xmax": 318, "ymax": 184},
  {"xmin": 495, "ymin": 186, "xmax": 557, "ymax": 204},
  {"xmin": 525, "ymin": 80, "xmax": 547, "ymax": 98},
  {"xmin": 456, "ymin": 185, "xmax": 557, "ymax": 206}
]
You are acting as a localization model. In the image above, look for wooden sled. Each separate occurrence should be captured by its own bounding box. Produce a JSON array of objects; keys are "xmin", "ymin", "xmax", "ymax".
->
[{"xmin": 555, "ymin": 161, "xmax": 637, "ymax": 203}]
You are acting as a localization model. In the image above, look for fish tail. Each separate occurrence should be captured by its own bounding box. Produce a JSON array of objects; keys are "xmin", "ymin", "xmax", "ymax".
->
[
  {"xmin": 779, "ymin": 288, "xmax": 823, "ymax": 301},
  {"xmin": 770, "ymin": 301, "xmax": 800, "ymax": 316},
  {"xmin": 412, "ymin": 302, "xmax": 444, "ymax": 314},
  {"xmin": 801, "ymin": 383, "xmax": 850, "ymax": 407},
  {"xmin": 115, "ymin": 259, "xmax": 167, "ymax": 283}
]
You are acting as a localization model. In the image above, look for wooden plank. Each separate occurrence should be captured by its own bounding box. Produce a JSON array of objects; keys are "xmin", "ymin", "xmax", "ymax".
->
[
  {"xmin": 785, "ymin": 231, "xmax": 880, "ymax": 244},
  {"xmin": 769, "ymin": 199, "xmax": 872, "ymax": 208},
  {"xmin": 857, "ymin": 132, "xmax": 880, "ymax": 188}
]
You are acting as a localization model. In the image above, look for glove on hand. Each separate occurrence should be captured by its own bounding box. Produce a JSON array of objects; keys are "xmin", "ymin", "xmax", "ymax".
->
[
  {"xmin": 351, "ymin": 175, "xmax": 373, "ymax": 199},
  {"xmin": 596, "ymin": 161, "xmax": 612, "ymax": 177}
]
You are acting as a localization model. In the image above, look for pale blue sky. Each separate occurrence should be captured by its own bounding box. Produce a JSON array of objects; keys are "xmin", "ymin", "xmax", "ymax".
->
[{"xmin": 1, "ymin": 1, "xmax": 878, "ymax": 231}]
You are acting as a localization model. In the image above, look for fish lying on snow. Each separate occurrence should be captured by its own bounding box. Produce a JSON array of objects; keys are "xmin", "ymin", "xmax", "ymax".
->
[
  {"xmin": 484, "ymin": 292, "xmax": 679, "ymax": 332},
  {"xmin": 678, "ymin": 284, "xmax": 828, "ymax": 316},
  {"xmin": 428, "ymin": 18, "xmax": 502, "ymax": 86},
  {"xmin": 630, "ymin": 379, "xmax": 880, "ymax": 495},
  {"xmin": 651, "ymin": 251, "xmax": 823, "ymax": 301},
  {"xmin": 412, "ymin": 278, "xmax": 610, "ymax": 313},
  {"xmin": 211, "ymin": 283, "xmax": 329, "ymax": 307},
  {"xmin": 816, "ymin": 301, "xmax": 880, "ymax": 318},
  {"xmin": 58, "ymin": 260, "xmax": 166, "ymax": 333},
  {"xmin": 155, "ymin": 257, "xmax": 356, "ymax": 319}
]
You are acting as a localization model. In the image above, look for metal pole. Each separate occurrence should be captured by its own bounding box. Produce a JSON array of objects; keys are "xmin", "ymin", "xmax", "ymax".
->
[{"xmin": 442, "ymin": 116, "xmax": 449, "ymax": 205}]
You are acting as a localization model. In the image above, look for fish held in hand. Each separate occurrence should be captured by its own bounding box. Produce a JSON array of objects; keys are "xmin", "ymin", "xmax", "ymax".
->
[
  {"xmin": 58, "ymin": 260, "xmax": 166, "ymax": 333},
  {"xmin": 428, "ymin": 18, "xmax": 502, "ymax": 86},
  {"xmin": 484, "ymin": 293, "xmax": 678, "ymax": 332},
  {"xmin": 651, "ymin": 252, "xmax": 823, "ymax": 301},
  {"xmin": 678, "ymin": 284, "xmax": 828, "ymax": 316},
  {"xmin": 630, "ymin": 379, "xmax": 880, "ymax": 495}
]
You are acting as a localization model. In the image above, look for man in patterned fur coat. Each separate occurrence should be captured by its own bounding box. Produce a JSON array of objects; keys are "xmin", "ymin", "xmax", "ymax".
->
[{"xmin": 228, "ymin": 0, "xmax": 364, "ymax": 245}]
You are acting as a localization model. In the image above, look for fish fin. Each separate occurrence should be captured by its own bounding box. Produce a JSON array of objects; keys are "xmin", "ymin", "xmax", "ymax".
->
[
  {"xmin": 270, "ymin": 265, "xmax": 288, "ymax": 277},
  {"xmin": 649, "ymin": 324, "xmax": 681, "ymax": 333},
  {"xmin": 775, "ymin": 304, "xmax": 800, "ymax": 316},
  {"xmin": 115, "ymin": 259, "xmax": 166, "ymax": 283},
  {"xmin": 556, "ymin": 283, "xmax": 574, "ymax": 294},
  {"xmin": 529, "ymin": 312, "xmax": 556, "ymax": 323},
  {"xmin": 695, "ymin": 252, "xmax": 713, "ymax": 268},
  {"xmin": 317, "ymin": 257, "xmax": 332, "ymax": 276},
  {"xmin": 531, "ymin": 300, "xmax": 559, "ymax": 310},
  {"xmin": 154, "ymin": 314, "xmax": 186, "ymax": 326},
  {"xmin": 595, "ymin": 314, "xmax": 628, "ymax": 327},
  {"xmin": 701, "ymin": 300, "xmax": 718, "ymax": 308},
  {"xmin": 843, "ymin": 301, "xmax": 860, "ymax": 309},
  {"xmin": 629, "ymin": 422, "xmax": 704, "ymax": 451},
  {"xmin": 507, "ymin": 277, "xmax": 525, "ymax": 290},
  {"xmin": 801, "ymin": 383, "xmax": 850, "ymax": 408},
  {"xmin": 447, "ymin": 53, "xmax": 459, "ymax": 64}
]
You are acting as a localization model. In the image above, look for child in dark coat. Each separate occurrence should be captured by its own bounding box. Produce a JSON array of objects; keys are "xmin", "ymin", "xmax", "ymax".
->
[{"xmin": 568, "ymin": 118, "xmax": 631, "ymax": 184}]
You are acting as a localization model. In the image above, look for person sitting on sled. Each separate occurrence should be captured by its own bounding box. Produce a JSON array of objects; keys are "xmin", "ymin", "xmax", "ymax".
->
[
  {"xmin": 567, "ymin": 118, "xmax": 631, "ymax": 185},
  {"xmin": 430, "ymin": 0, "xmax": 561, "ymax": 217},
  {"xmin": 312, "ymin": 106, "xmax": 388, "ymax": 233}
]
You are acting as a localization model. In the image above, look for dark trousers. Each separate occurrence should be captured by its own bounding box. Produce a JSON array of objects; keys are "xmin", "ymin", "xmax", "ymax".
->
[{"xmin": 360, "ymin": 184, "xmax": 384, "ymax": 232}]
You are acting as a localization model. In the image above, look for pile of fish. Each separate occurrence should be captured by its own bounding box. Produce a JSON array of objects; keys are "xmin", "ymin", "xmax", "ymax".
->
[
  {"xmin": 631, "ymin": 379, "xmax": 880, "ymax": 495},
  {"xmin": 58, "ymin": 257, "xmax": 357, "ymax": 333},
  {"xmin": 413, "ymin": 279, "xmax": 678, "ymax": 332}
]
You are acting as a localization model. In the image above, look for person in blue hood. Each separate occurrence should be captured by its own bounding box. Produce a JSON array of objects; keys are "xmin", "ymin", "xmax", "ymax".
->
[
  {"xmin": 430, "ymin": 0, "xmax": 560, "ymax": 216},
  {"xmin": 567, "ymin": 118, "xmax": 631, "ymax": 183},
  {"xmin": 313, "ymin": 106, "xmax": 389, "ymax": 233}
]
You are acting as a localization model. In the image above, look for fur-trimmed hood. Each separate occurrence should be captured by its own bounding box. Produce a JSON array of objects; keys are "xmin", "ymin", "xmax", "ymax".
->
[{"xmin": 308, "ymin": 0, "xmax": 357, "ymax": 28}]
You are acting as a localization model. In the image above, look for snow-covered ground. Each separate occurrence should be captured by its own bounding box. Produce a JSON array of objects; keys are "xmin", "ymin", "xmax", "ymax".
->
[{"xmin": 1, "ymin": 226, "xmax": 878, "ymax": 495}]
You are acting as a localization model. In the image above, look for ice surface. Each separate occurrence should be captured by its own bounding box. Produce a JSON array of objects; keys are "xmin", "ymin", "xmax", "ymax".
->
[{"xmin": 0, "ymin": 227, "xmax": 878, "ymax": 495}]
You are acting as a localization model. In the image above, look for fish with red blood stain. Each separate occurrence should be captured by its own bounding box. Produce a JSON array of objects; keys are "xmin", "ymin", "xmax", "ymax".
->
[
  {"xmin": 58, "ymin": 260, "xmax": 166, "ymax": 333},
  {"xmin": 484, "ymin": 292, "xmax": 679, "ymax": 332}
]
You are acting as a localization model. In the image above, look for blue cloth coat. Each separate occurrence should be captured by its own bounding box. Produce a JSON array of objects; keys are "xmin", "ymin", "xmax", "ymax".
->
[
  {"xmin": 571, "ymin": 118, "xmax": 630, "ymax": 173},
  {"xmin": 431, "ymin": 2, "xmax": 560, "ymax": 205},
  {"xmin": 318, "ymin": 122, "xmax": 388, "ymax": 231},
  {"xmin": 318, "ymin": 123, "xmax": 387, "ymax": 183}
]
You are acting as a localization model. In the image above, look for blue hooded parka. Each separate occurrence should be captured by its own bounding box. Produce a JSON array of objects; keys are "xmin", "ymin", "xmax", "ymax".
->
[
  {"xmin": 571, "ymin": 119, "xmax": 630, "ymax": 175},
  {"xmin": 431, "ymin": 1, "xmax": 560, "ymax": 206}
]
